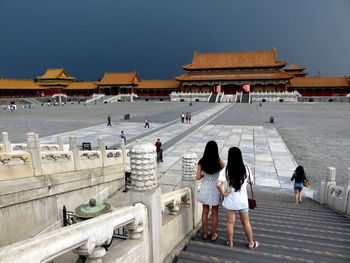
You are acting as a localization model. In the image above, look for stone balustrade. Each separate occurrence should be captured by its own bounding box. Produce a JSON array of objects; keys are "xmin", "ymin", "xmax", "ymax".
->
[
  {"xmin": 161, "ymin": 187, "xmax": 191, "ymax": 215},
  {"xmin": 170, "ymin": 92, "xmax": 211, "ymax": 102},
  {"xmin": 250, "ymin": 91, "xmax": 300, "ymax": 102},
  {"xmin": 314, "ymin": 167, "xmax": 350, "ymax": 215},
  {"xmin": 0, "ymin": 203, "xmax": 148, "ymax": 263}
]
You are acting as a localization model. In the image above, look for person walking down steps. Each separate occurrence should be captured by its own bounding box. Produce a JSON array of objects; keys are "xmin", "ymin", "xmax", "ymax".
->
[{"xmin": 291, "ymin": 165, "xmax": 308, "ymax": 205}]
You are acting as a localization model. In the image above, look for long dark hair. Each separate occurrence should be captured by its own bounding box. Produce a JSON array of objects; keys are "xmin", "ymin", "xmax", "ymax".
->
[
  {"xmin": 226, "ymin": 147, "xmax": 246, "ymax": 192},
  {"xmin": 198, "ymin": 141, "xmax": 221, "ymax": 174},
  {"xmin": 294, "ymin": 166, "xmax": 305, "ymax": 181}
]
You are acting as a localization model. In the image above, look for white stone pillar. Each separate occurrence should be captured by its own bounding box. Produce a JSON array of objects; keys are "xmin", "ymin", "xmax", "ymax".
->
[
  {"xmin": 69, "ymin": 136, "xmax": 81, "ymax": 170},
  {"xmin": 98, "ymin": 137, "xmax": 107, "ymax": 166},
  {"xmin": 342, "ymin": 167, "xmax": 350, "ymax": 214},
  {"xmin": 27, "ymin": 132, "xmax": 42, "ymax": 176},
  {"xmin": 2, "ymin": 132, "xmax": 12, "ymax": 152},
  {"xmin": 181, "ymin": 153, "xmax": 201, "ymax": 226},
  {"xmin": 325, "ymin": 167, "xmax": 336, "ymax": 206},
  {"xmin": 56, "ymin": 135, "xmax": 63, "ymax": 151},
  {"xmin": 128, "ymin": 142, "xmax": 161, "ymax": 263}
]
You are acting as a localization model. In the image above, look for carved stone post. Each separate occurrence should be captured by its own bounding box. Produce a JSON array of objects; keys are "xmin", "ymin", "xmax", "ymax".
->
[
  {"xmin": 325, "ymin": 167, "xmax": 336, "ymax": 205},
  {"xmin": 128, "ymin": 142, "xmax": 161, "ymax": 263},
  {"xmin": 98, "ymin": 137, "xmax": 107, "ymax": 166},
  {"xmin": 181, "ymin": 153, "xmax": 201, "ymax": 226},
  {"xmin": 342, "ymin": 167, "xmax": 350, "ymax": 213},
  {"xmin": 56, "ymin": 135, "xmax": 63, "ymax": 151},
  {"xmin": 69, "ymin": 136, "xmax": 81, "ymax": 170},
  {"xmin": 119, "ymin": 138, "xmax": 127, "ymax": 163},
  {"xmin": 27, "ymin": 132, "xmax": 42, "ymax": 176},
  {"xmin": 2, "ymin": 132, "xmax": 12, "ymax": 152}
]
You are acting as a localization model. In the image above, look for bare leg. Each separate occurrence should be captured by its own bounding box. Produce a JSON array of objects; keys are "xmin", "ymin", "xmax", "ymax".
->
[
  {"xmin": 294, "ymin": 189, "xmax": 299, "ymax": 204},
  {"xmin": 202, "ymin": 205, "xmax": 209, "ymax": 238},
  {"xmin": 210, "ymin": 205, "xmax": 219, "ymax": 240},
  {"xmin": 299, "ymin": 189, "xmax": 303, "ymax": 202},
  {"xmin": 226, "ymin": 210, "xmax": 235, "ymax": 246},
  {"xmin": 239, "ymin": 212, "xmax": 254, "ymax": 247}
]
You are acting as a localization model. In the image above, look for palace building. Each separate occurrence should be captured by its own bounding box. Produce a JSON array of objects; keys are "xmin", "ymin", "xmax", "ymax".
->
[
  {"xmin": 0, "ymin": 48, "xmax": 349, "ymax": 100},
  {"xmin": 175, "ymin": 48, "xmax": 294, "ymax": 94}
]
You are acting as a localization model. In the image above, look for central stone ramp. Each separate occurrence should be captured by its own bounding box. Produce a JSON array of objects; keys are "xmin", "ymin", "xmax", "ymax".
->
[{"xmin": 177, "ymin": 191, "xmax": 350, "ymax": 263}]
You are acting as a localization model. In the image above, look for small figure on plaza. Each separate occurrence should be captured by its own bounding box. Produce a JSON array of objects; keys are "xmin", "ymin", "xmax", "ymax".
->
[
  {"xmin": 144, "ymin": 118, "xmax": 150, "ymax": 128},
  {"xmin": 181, "ymin": 112, "xmax": 185, "ymax": 123},
  {"xmin": 120, "ymin": 131, "xmax": 127, "ymax": 144},
  {"xmin": 185, "ymin": 112, "xmax": 189, "ymax": 123},
  {"xmin": 107, "ymin": 115, "xmax": 112, "ymax": 126},
  {"xmin": 155, "ymin": 138, "xmax": 163, "ymax": 162},
  {"xmin": 188, "ymin": 112, "xmax": 192, "ymax": 123}
]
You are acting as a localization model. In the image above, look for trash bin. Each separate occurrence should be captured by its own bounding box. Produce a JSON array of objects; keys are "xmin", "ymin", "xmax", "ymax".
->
[
  {"xmin": 189, "ymin": 103, "xmax": 192, "ymax": 106},
  {"xmin": 270, "ymin": 116, "xmax": 274, "ymax": 123},
  {"xmin": 124, "ymin": 114, "xmax": 130, "ymax": 120}
]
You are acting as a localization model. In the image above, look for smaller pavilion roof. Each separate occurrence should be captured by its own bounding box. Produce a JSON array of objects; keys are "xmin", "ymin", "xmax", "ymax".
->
[
  {"xmin": 284, "ymin": 64, "xmax": 306, "ymax": 71},
  {"xmin": 176, "ymin": 71, "xmax": 293, "ymax": 81},
  {"xmin": 289, "ymin": 76, "xmax": 350, "ymax": 87},
  {"xmin": 36, "ymin": 68, "xmax": 75, "ymax": 80},
  {"xmin": 136, "ymin": 80, "xmax": 180, "ymax": 89},
  {"xmin": 98, "ymin": 72, "xmax": 139, "ymax": 85},
  {"xmin": 0, "ymin": 79, "xmax": 46, "ymax": 90},
  {"xmin": 182, "ymin": 48, "xmax": 286, "ymax": 70},
  {"xmin": 64, "ymin": 82, "xmax": 98, "ymax": 90}
]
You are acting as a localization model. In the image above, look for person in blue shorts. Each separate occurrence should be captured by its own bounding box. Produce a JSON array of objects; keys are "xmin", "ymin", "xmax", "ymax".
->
[{"xmin": 291, "ymin": 166, "xmax": 307, "ymax": 205}]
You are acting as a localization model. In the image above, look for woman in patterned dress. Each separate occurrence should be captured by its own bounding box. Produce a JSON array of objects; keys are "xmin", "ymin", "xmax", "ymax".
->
[{"xmin": 196, "ymin": 141, "xmax": 225, "ymax": 241}]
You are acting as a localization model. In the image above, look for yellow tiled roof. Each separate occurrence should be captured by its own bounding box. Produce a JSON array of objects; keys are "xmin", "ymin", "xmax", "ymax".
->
[
  {"xmin": 99, "ymin": 72, "xmax": 139, "ymax": 85},
  {"xmin": 36, "ymin": 68, "xmax": 75, "ymax": 80},
  {"xmin": 64, "ymin": 82, "xmax": 98, "ymax": 90},
  {"xmin": 284, "ymin": 63, "xmax": 306, "ymax": 71},
  {"xmin": 0, "ymin": 79, "xmax": 47, "ymax": 90},
  {"xmin": 136, "ymin": 80, "xmax": 180, "ymax": 89},
  {"xmin": 289, "ymin": 76, "xmax": 350, "ymax": 87},
  {"xmin": 182, "ymin": 48, "xmax": 286, "ymax": 70},
  {"xmin": 37, "ymin": 82, "xmax": 70, "ymax": 86}
]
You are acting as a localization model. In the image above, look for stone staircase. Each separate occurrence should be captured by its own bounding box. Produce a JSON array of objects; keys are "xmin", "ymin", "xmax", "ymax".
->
[
  {"xmin": 177, "ymin": 191, "xmax": 350, "ymax": 263},
  {"xmin": 209, "ymin": 93, "xmax": 218, "ymax": 103}
]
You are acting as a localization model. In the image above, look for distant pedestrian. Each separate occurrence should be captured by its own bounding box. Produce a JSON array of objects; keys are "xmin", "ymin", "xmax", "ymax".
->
[
  {"xmin": 291, "ymin": 166, "xmax": 307, "ymax": 205},
  {"xmin": 181, "ymin": 112, "xmax": 185, "ymax": 123},
  {"xmin": 144, "ymin": 118, "xmax": 150, "ymax": 128},
  {"xmin": 185, "ymin": 112, "xmax": 189, "ymax": 123},
  {"xmin": 120, "ymin": 131, "xmax": 127, "ymax": 144},
  {"xmin": 107, "ymin": 115, "xmax": 112, "ymax": 126},
  {"xmin": 155, "ymin": 138, "xmax": 163, "ymax": 162},
  {"xmin": 188, "ymin": 112, "xmax": 192, "ymax": 123}
]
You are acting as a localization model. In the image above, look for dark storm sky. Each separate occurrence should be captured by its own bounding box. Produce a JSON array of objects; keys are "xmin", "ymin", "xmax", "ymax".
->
[{"xmin": 0, "ymin": 0, "xmax": 349, "ymax": 81}]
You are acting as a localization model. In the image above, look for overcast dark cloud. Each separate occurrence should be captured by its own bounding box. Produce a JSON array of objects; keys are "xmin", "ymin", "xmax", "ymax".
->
[{"xmin": 0, "ymin": 0, "xmax": 349, "ymax": 81}]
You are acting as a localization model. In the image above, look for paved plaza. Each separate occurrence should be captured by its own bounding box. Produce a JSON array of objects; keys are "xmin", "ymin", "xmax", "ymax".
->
[{"xmin": 1, "ymin": 101, "xmax": 349, "ymax": 190}]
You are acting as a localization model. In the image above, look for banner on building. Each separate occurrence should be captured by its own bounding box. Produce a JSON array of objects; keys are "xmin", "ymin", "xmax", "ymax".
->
[{"xmin": 243, "ymin": 84, "xmax": 250, "ymax": 92}]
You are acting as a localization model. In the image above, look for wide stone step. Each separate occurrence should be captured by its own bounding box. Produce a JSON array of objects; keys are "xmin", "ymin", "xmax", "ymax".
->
[{"xmin": 176, "ymin": 191, "xmax": 350, "ymax": 263}]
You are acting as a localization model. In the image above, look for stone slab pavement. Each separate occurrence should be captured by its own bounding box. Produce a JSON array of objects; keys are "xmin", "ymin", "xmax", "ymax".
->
[{"xmin": 37, "ymin": 102, "xmax": 312, "ymax": 197}]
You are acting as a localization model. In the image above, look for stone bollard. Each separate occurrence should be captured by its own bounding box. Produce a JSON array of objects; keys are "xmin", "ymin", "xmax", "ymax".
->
[
  {"xmin": 27, "ymin": 132, "xmax": 42, "ymax": 176},
  {"xmin": 69, "ymin": 136, "xmax": 81, "ymax": 170},
  {"xmin": 128, "ymin": 142, "xmax": 161, "ymax": 263},
  {"xmin": 342, "ymin": 167, "xmax": 350, "ymax": 214},
  {"xmin": 181, "ymin": 153, "xmax": 201, "ymax": 226},
  {"xmin": 97, "ymin": 137, "xmax": 107, "ymax": 166},
  {"xmin": 2, "ymin": 132, "xmax": 12, "ymax": 152},
  {"xmin": 56, "ymin": 135, "xmax": 63, "ymax": 151},
  {"xmin": 325, "ymin": 167, "xmax": 336, "ymax": 205}
]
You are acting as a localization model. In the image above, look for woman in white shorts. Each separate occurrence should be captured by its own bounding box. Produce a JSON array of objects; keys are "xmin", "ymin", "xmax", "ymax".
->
[{"xmin": 217, "ymin": 147, "xmax": 259, "ymax": 249}]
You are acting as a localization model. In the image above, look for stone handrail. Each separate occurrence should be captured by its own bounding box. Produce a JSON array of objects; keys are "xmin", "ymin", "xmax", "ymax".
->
[
  {"xmin": 314, "ymin": 167, "xmax": 350, "ymax": 216},
  {"xmin": 0, "ymin": 203, "xmax": 148, "ymax": 263},
  {"xmin": 161, "ymin": 187, "xmax": 191, "ymax": 215}
]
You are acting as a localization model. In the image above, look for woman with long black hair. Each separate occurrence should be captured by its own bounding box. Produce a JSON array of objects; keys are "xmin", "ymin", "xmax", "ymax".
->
[
  {"xmin": 217, "ymin": 147, "xmax": 258, "ymax": 249},
  {"xmin": 291, "ymin": 166, "xmax": 307, "ymax": 205},
  {"xmin": 196, "ymin": 141, "xmax": 225, "ymax": 241}
]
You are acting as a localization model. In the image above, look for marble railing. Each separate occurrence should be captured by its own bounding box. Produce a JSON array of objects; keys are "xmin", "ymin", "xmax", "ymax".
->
[
  {"xmin": 170, "ymin": 92, "xmax": 211, "ymax": 102},
  {"xmin": 250, "ymin": 91, "xmax": 300, "ymax": 102},
  {"xmin": 313, "ymin": 167, "xmax": 350, "ymax": 216},
  {"xmin": 0, "ymin": 204, "xmax": 148, "ymax": 263},
  {"xmin": 161, "ymin": 187, "xmax": 191, "ymax": 215}
]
